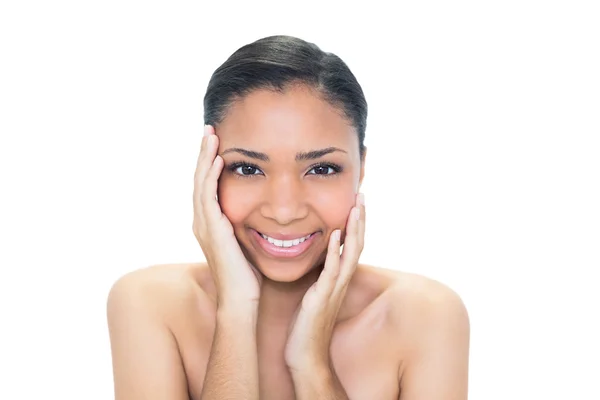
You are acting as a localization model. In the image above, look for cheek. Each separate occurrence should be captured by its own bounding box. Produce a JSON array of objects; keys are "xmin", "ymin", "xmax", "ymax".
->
[
  {"xmin": 217, "ymin": 179, "xmax": 255, "ymax": 226},
  {"xmin": 311, "ymin": 183, "xmax": 357, "ymax": 228}
]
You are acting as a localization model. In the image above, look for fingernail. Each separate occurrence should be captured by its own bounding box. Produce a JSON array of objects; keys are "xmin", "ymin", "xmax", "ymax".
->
[
  {"xmin": 204, "ymin": 125, "xmax": 211, "ymax": 136},
  {"xmin": 358, "ymin": 192, "xmax": 365, "ymax": 206},
  {"xmin": 335, "ymin": 230, "xmax": 341, "ymax": 240},
  {"xmin": 353, "ymin": 207, "xmax": 360, "ymax": 220}
]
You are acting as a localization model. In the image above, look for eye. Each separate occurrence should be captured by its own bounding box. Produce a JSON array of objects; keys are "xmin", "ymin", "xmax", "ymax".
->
[
  {"xmin": 236, "ymin": 165, "xmax": 260, "ymax": 175},
  {"xmin": 307, "ymin": 163, "xmax": 343, "ymax": 176},
  {"xmin": 228, "ymin": 162, "xmax": 264, "ymax": 177}
]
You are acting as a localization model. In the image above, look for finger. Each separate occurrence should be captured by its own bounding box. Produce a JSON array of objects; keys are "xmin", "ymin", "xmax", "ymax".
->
[
  {"xmin": 336, "ymin": 194, "xmax": 364, "ymax": 292},
  {"xmin": 193, "ymin": 125, "xmax": 215, "ymax": 211},
  {"xmin": 202, "ymin": 148, "xmax": 225, "ymax": 226},
  {"xmin": 194, "ymin": 127, "xmax": 218, "ymax": 211},
  {"xmin": 316, "ymin": 229, "xmax": 342, "ymax": 296},
  {"xmin": 356, "ymin": 193, "xmax": 366, "ymax": 255},
  {"xmin": 194, "ymin": 125, "xmax": 214, "ymax": 178},
  {"xmin": 335, "ymin": 207, "xmax": 358, "ymax": 292}
]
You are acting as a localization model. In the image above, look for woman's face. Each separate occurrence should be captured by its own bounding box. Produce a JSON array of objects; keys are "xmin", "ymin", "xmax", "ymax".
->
[{"xmin": 215, "ymin": 85, "xmax": 365, "ymax": 282}]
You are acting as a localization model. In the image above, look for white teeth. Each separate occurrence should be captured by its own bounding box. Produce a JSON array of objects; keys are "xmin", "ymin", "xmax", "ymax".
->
[{"xmin": 260, "ymin": 233, "xmax": 312, "ymax": 247}]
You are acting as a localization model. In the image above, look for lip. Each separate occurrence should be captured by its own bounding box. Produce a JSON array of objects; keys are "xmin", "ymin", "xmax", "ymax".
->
[
  {"xmin": 251, "ymin": 229, "xmax": 319, "ymax": 259},
  {"xmin": 259, "ymin": 231, "xmax": 315, "ymax": 241}
]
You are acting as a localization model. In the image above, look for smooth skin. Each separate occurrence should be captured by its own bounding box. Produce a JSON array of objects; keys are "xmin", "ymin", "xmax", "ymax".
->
[{"xmin": 107, "ymin": 84, "xmax": 470, "ymax": 400}]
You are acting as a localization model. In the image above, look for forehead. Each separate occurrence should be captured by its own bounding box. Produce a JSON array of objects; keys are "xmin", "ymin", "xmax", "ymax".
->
[{"xmin": 216, "ymin": 85, "xmax": 357, "ymax": 151}]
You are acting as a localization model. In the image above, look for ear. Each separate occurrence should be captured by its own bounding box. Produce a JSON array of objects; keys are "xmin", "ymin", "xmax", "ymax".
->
[{"xmin": 357, "ymin": 146, "xmax": 367, "ymax": 192}]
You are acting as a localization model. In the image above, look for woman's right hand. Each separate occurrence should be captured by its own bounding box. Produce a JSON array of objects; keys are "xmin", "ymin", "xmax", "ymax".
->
[{"xmin": 193, "ymin": 124, "xmax": 262, "ymax": 308}]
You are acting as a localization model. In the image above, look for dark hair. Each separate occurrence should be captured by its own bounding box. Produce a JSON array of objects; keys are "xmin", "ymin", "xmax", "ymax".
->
[{"xmin": 203, "ymin": 35, "xmax": 368, "ymax": 159}]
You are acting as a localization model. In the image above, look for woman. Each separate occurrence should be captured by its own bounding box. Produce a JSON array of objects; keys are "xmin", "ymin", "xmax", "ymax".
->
[{"xmin": 107, "ymin": 35, "xmax": 470, "ymax": 400}]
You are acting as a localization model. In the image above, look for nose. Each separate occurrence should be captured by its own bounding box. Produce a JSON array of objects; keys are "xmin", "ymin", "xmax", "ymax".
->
[{"xmin": 260, "ymin": 174, "xmax": 309, "ymax": 225}]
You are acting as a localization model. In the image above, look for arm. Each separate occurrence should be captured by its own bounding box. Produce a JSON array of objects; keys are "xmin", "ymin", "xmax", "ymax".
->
[
  {"xmin": 398, "ymin": 284, "xmax": 470, "ymax": 400},
  {"xmin": 285, "ymin": 193, "xmax": 367, "ymax": 400},
  {"xmin": 200, "ymin": 305, "xmax": 259, "ymax": 400},
  {"xmin": 107, "ymin": 273, "xmax": 189, "ymax": 400},
  {"xmin": 193, "ymin": 124, "xmax": 261, "ymax": 398},
  {"xmin": 291, "ymin": 364, "xmax": 349, "ymax": 400},
  {"xmin": 107, "ymin": 269, "xmax": 261, "ymax": 400}
]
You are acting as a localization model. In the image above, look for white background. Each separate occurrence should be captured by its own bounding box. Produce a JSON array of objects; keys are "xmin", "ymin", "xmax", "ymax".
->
[{"xmin": 1, "ymin": 1, "xmax": 598, "ymax": 398}]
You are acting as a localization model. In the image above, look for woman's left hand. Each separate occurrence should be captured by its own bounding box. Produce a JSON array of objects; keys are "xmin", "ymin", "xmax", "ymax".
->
[{"xmin": 284, "ymin": 192, "xmax": 366, "ymax": 373}]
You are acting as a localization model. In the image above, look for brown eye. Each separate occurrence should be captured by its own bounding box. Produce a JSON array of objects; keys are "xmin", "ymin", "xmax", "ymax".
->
[
  {"xmin": 307, "ymin": 163, "xmax": 342, "ymax": 176},
  {"xmin": 312, "ymin": 165, "xmax": 331, "ymax": 175},
  {"xmin": 238, "ymin": 165, "xmax": 259, "ymax": 175},
  {"xmin": 228, "ymin": 162, "xmax": 264, "ymax": 177}
]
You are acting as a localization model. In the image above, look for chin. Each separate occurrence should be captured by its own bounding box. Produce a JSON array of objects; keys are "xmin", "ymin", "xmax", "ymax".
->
[{"xmin": 254, "ymin": 258, "xmax": 321, "ymax": 283}]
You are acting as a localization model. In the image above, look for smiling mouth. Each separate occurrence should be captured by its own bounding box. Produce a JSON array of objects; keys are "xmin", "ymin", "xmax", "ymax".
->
[
  {"xmin": 257, "ymin": 231, "xmax": 316, "ymax": 248},
  {"xmin": 251, "ymin": 229, "xmax": 320, "ymax": 259}
]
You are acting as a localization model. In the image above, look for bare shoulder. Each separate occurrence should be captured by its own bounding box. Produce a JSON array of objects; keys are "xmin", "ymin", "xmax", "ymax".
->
[
  {"xmin": 379, "ymin": 268, "xmax": 469, "ymax": 336},
  {"xmin": 108, "ymin": 264, "xmax": 200, "ymax": 310},
  {"xmin": 371, "ymin": 268, "xmax": 470, "ymax": 397},
  {"xmin": 106, "ymin": 263, "xmax": 214, "ymax": 399},
  {"xmin": 353, "ymin": 264, "xmax": 467, "ymax": 309},
  {"xmin": 387, "ymin": 269, "xmax": 467, "ymax": 314},
  {"xmin": 107, "ymin": 262, "xmax": 214, "ymax": 324},
  {"xmin": 355, "ymin": 265, "xmax": 469, "ymax": 352}
]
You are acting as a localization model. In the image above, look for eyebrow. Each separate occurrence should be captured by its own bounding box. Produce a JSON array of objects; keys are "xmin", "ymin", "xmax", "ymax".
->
[{"xmin": 221, "ymin": 147, "xmax": 347, "ymax": 162}]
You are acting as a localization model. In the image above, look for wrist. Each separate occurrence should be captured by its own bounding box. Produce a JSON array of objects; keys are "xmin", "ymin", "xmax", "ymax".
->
[
  {"xmin": 287, "ymin": 348, "xmax": 331, "ymax": 372},
  {"xmin": 289, "ymin": 358, "xmax": 331, "ymax": 380},
  {"xmin": 217, "ymin": 302, "xmax": 258, "ymax": 325},
  {"xmin": 290, "ymin": 363, "xmax": 334, "ymax": 396}
]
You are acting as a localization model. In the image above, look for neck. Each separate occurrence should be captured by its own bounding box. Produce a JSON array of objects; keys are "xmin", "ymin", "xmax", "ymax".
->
[{"xmin": 257, "ymin": 266, "xmax": 323, "ymax": 324}]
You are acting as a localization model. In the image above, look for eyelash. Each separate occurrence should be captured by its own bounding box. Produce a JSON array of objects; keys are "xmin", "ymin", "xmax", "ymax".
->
[{"xmin": 226, "ymin": 162, "xmax": 344, "ymax": 179}]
